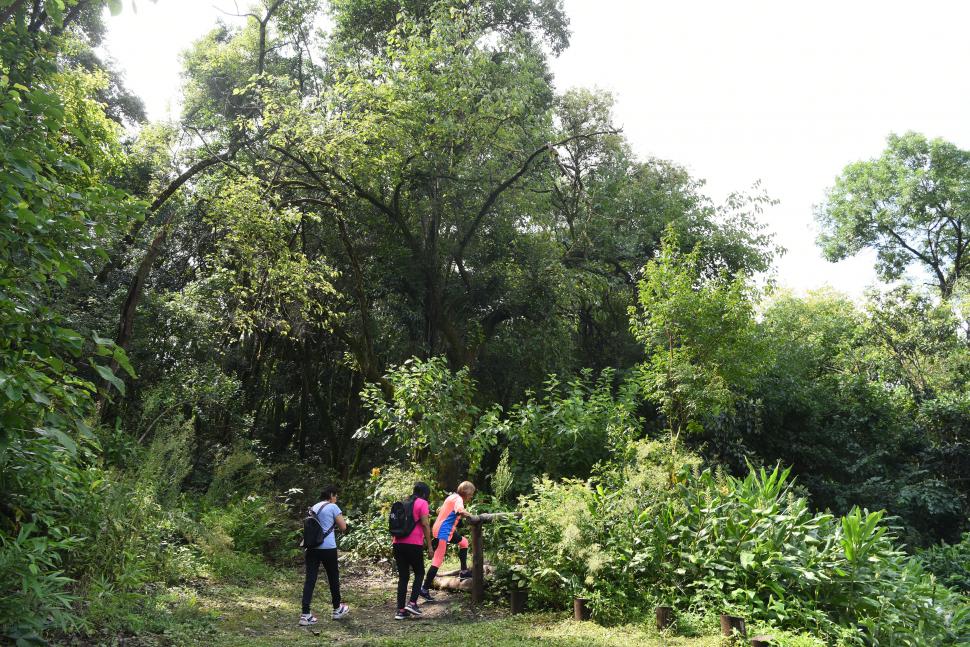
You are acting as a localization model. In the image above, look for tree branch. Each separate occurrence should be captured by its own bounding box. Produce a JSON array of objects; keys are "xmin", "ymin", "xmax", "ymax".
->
[
  {"xmin": 97, "ymin": 143, "xmax": 247, "ymax": 282},
  {"xmin": 256, "ymin": 0, "xmax": 285, "ymax": 77},
  {"xmin": 455, "ymin": 130, "xmax": 618, "ymax": 260},
  {"xmin": 0, "ymin": 0, "xmax": 25, "ymax": 26}
]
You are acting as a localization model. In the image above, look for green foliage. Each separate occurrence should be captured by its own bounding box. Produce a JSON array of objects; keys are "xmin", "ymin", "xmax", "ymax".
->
[
  {"xmin": 0, "ymin": 523, "xmax": 79, "ymax": 642},
  {"xmin": 736, "ymin": 288, "xmax": 969, "ymax": 546},
  {"xmin": 200, "ymin": 494, "xmax": 296, "ymax": 564},
  {"xmin": 817, "ymin": 132, "xmax": 970, "ymax": 299},
  {"xmin": 1, "ymin": 3, "xmax": 141, "ymax": 638},
  {"xmin": 203, "ymin": 175, "xmax": 342, "ymax": 338},
  {"xmin": 358, "ymin": 358, "xmax": 494, "ymax": 484},
  {"xmin": 863, "ymin": 285, "xmax": 968, "ymax": 399},
  {"xmin": 491, "ymin": 447, "xmax": 514, "ymax": 503},
  {"xmin": 206, "ymin": 444, "xmax": 270, "ymax": 506},
  {"xmin": 328, "ymin": 0, "xmax": 571, "ymax": 55},
  {"xmin": 367, "ymin": 463, "xmax": 441, "ymax": 508},
  {"xmin": 343, "ymin": 464, "xmax": 439, "ymax": 560},
  {"xmin": 478, "ymin": 368, "xmax": 639, "ymax": 491},
  {"xmin": 501, "ymin": 448, "xmax": 970, "ymax": 645},
  {"xmin": 6, "ymin": 2, "xmax": 970, "ymax": 644},
  {"xmin": 631, "ymin": 228, "xmax": 762, "ymax": 444},
  {"xmin": 136, "ymin": 416, "xmax": 195, "ymax": 507},
  {"xmin": 918, "ymin": 531, "xmax": 970, "ymax": 592}
]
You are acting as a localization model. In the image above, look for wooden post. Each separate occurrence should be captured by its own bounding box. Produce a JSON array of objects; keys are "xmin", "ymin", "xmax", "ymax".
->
[
  {"xmin": 470, "ymin": 518, "xmax": 484, "ymax": 603},
  {"xmin": 510, "ymin": 588, "xmax": 528, "ymax": 614},
  {"xmin": 720, "ymin": 614, "xmax": 746, "ymax": 637},
  {"xmin": 468, "ymin": 512, "xmax": 517, "ymax": 604},
  {"xmin": 573, "ymin": 597, "xmax": 591, "ymax": 621},
  {"xmin": 465, "ymin": 512, "xmax": 517, "ymax": 605}
]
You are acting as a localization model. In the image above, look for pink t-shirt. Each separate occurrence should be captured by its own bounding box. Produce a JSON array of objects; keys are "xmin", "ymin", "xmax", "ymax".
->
[{"xmin": 392, "ymin": 497, "xmax": 429, "ymax": 546}]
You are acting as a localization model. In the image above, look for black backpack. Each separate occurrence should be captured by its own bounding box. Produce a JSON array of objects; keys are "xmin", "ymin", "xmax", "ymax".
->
[
  {"xmin": 300, "ymin": 503, "xmax": 336, "ymax": 549},
  {"xmin": 388, "ymin": 496, "xmax": 417, "ymax": 537}
]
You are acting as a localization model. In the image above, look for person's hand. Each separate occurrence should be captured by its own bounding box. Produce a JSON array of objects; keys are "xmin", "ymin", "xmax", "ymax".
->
[{"xmin": 427, "ymin": 547, "xmax": 434, "ymax": 560}]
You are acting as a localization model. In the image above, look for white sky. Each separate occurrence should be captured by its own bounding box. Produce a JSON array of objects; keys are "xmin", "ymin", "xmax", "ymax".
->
[{"xmin": 103, "ymin": 0, "xmax": 970, "ymax": 300}]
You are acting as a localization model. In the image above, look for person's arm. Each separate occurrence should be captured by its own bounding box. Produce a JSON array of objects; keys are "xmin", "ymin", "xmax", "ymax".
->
[
  {"xmin": 456, "ymin": 497, "xmax": 472, "ymax": 519},
  {"xmin": 334, "ymin": 513, "xmax": 347, "ymax": 532},
  {"xmin": 420, "ymin": 512, "xmax": 433, "ymax": 559}
]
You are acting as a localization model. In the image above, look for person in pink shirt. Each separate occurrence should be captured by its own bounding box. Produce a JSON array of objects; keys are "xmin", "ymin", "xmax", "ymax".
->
[{"xmin": 392, "ymin": 482, "xmax": 434, "ymax": 619}]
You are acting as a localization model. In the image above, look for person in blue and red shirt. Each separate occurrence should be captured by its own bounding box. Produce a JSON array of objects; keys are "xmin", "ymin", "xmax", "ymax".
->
[
  {"xmin": 421, "ymin": 481, "xmax": 476, "ymax": 595},
  {"xmin": 392, "ymin": 482, "xmax": 434, "ymax": 620}
]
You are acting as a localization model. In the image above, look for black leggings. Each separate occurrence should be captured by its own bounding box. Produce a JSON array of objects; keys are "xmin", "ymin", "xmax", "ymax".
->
[
  {"xmin": 393, "ymin": 543, "xmax": 425, "ymax": 609},
  {"xmin": 302, "ymin": 548, "xmax": 340, "ymax": 614}
]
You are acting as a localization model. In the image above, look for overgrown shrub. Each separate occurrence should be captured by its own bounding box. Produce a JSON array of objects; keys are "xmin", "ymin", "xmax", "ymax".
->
[
  {"xmin": 0, "ymin": 2, "xmax": 139, "ymax": 638},
  {"xmin": 491, "ymin": 448, "xmax": 514, "ymax": 504},
  {"xmin": 342, "ymin": 464, "xmax": 440, "ymax": 560},
  {"xmin": 205, "ymin": 444, "xmax": 269, "ymax": 505},
  {"xmin": 358, "ymin": 358, "xmax": 494, "ymax": 486},
  {"xmin": 918, "ymin": 530, "xmax": 970, "ymax": 592},
  {"xmin": 137, "ymin": 416, "xmax": 196, "ymax": 507},
  {"xmin": 500, "ymin": 442, "xmax": 970, "ymax": 645},
  {"xmin": 0, "ymin": 521, "xmax": 80, "ymax": 642},
  {"xmin": 478, "ymin": 368, "xmax": 640, "ymax": 495},
  {"xmin": 199, "ymin": 494, "xmax": 296, "ymax": 562}
]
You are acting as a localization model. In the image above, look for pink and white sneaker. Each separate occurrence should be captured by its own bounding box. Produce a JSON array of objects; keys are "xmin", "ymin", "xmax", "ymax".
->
[
  {"xmin": 332, "ymin": 603, "xmax": 350, "ymax": 620},
  {"xmin": 298, "ymin": 613, "xmax": 318, "ymax": 626}
]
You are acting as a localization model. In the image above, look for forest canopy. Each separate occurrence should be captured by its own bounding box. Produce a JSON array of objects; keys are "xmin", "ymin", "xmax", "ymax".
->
[{"xmin": 1, "ymin": 1, "xmax": 969, "ymax": 645}]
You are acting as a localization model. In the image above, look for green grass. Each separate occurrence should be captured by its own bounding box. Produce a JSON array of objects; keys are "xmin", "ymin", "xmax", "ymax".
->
[
  {"xmin": 188, "ymin": 566, "xmax": 730, "ymax": 647},
  {"xmin": 368, "ymin": 616, "xmax": 728, "ymax": 647},
  {"xmin": 53, "ymin": 560, "xmax": 739, "ymax": 646}
]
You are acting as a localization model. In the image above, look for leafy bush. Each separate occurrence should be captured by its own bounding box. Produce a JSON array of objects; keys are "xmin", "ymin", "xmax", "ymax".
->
[
  {"xmin": 200, "ymin": 494, "xmax": 296, "ymax": 562},
  {"xmin": 343, "ymin": 464, "xmax": 440, "ymax": 560},
  {"xmin": 0, "ymin": 523, "xmax": 80, "ymax": 643},
  {"xmin": 491, "ymin": 448, "xmax": 514, "ymax": 504},
  {"xmin": 206, "ymin": 443, "xmax": 270, "ymax": 506},
  {"xmin": 358, "ymin": 358, "xmax": 495, "ymax": 486},
  {"xmin": 0, "ymin": 4, "xmax": 141, "ymax": 638},
  {"xmin": 918, "ymin": 531, "xmax": 970, "ymax": 592},
  {"xmin": 342, "ymin": 509, "xmax": 390, "ymax": 562},
  {"xmin": 136, "ymin": 416, "xmax": 196, "ymax": 507},
  {"xmin": 478, "ymin": 368, "xmax": 640, "ymax": 493},
  {"xmin": 500, "ymin": 443, "xmax": 970, "ymax": 645}
]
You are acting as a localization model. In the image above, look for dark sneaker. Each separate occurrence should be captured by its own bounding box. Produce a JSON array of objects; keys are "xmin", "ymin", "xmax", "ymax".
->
[
  {"xmin": 418, "ymin": 587, "xmax": 435, "ymax": 601},
  {"xmin": 458, "ymin": 569, "xmax": 473, "ymax": 580},
  {"xmin": 404, "ymin": 601, "xmax": 423, "ymax": 616},
  {"xmin": 394, "ymin": 609, "xmax": 407, "ymax": 620}
]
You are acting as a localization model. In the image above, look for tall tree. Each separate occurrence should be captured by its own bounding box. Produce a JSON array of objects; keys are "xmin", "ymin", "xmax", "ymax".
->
[
  {"xmin": 817, "ymin": 132, "xmax": 970, "ymax": 299},
  {"xmin": 1, "ymin": 0, "xmax": 140, "ymax": 635},
  {"xmin": 265, "ymin": 4, "xmax": 610, "ymax": 378},
  {"xmin": 630, "ymin": 229, "xmax": 762, "ymax": 454}
]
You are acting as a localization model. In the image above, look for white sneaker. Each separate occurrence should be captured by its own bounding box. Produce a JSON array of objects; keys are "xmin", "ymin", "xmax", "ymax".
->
[
  {"xmin": 332, "ymin": 603, "xmax": 350, "ymax": 619},
  {"xmin": 299, "ymin": 613, "xmax": 318, "ymax": 626}
]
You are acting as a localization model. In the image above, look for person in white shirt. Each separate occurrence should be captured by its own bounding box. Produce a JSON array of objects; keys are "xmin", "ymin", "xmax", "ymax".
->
[{"xmin": 300, "ymin": 484, "xmax": 349, "ymax": 625}]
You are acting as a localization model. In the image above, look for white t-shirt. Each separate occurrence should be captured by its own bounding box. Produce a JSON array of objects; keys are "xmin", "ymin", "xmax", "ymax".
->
[{"xmin": 311, "ymin": 501, "xmax": 341, "ymax": 550}]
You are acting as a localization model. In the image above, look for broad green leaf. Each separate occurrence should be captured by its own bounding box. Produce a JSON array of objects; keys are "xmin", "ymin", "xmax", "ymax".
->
[
  {"xmin": 34, "ymin": 427, "xmax": 77, "ymax": 455},
  {"xmin": 91, "ymin": 362, "xmax": 125, "ymax": 395}
]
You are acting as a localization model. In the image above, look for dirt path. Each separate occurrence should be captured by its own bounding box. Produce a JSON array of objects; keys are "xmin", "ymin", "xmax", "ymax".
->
[{"xmin": 201, "ymin": 561, "xmax": 508, "ymax": 646}]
